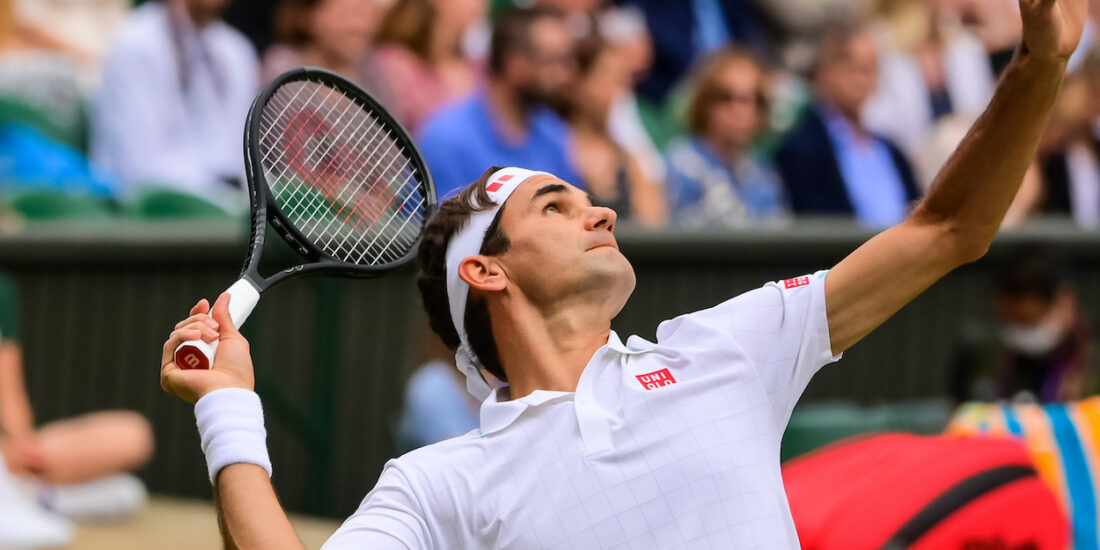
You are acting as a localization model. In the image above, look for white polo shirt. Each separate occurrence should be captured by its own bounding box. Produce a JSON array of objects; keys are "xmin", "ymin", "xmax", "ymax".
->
[{"xmin": 325, "ymin": 272, "xmax": 840, "ymax": 549}]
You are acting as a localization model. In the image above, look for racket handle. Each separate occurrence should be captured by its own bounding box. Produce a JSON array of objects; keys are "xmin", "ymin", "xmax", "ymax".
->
[{"xmin": 174, "ymin": 279, "xmax": 261, "ymax": 370}]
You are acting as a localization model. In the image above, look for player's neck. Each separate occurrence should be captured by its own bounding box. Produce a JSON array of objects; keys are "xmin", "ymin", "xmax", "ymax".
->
[{"xmin": 489, "ymin": 297, "xmax": 612, "ymax": 399}]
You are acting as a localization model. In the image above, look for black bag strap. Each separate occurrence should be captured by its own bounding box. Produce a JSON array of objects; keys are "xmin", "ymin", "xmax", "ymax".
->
[{"xmin": 878, "ymin": 464, "xmax": 1037, "ymax": 550}]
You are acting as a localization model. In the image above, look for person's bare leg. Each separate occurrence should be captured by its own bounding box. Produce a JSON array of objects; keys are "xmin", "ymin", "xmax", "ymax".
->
[{"xmin": 33, "ymin": 411, "xmax": 153, "ymax": 485}]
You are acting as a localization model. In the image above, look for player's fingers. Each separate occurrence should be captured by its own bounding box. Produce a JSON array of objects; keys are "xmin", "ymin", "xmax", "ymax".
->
[
  {"xmin": 210, "ymin": 292, "xmax": 244, "ymax": 341},
  {"xmin": 159, "ymin": 368, "xmax": 199, "ymax": 404},
  {"xmin": 174, "ymin": 313, "xmax": 219, "ymax": 331},
  {"xmin": 162, "ymin": 328, "xmax": 208, "ymax": 359},
  {"xmin": 188, "ymin": 298, "xmax": 211, "ymax": 317}
]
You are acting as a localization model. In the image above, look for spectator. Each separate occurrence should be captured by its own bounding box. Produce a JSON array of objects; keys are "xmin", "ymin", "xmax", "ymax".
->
[
  {"xmin": 951, "ymin": 248, "xmax": 1093, "ymax": 404},
  {"xmin": 91, "ymin": 0, "xmax": 258, "ymax": 203},
  {"xmin": 372, "ymin": 0, "xmax": 486, "ymax": 132},
  {"xmin": 1041, "ymin": 51, "xmax": 1100, "ymax": 228},
  {"xmin": 775, "ymin": 22, "xmax": 920, "ymax": 227},
  {"xmin": 600, "ymin": 5, "xmax": 667, "ymax": 183},
  {"xmin": 616, "ymin": 0, "xmax": 771, "ymax": 104},
  {"xmin": 665, "ymin": 48, "xmax": 789, "ymax": 228},
  {"xmin": 562, "ymin": 37, "xmax": 665, "ymax": 227},
  {"xmin": 863, "ymin": 0, "xmax": 996, "ymax": 161},
  {"xmin": 0, "ymin": 0, "xmax": 114, "ymax": 197},
  {"xmin": 262, "ymin": 0, "xmax": 385, "ymax": 96},
  {"xmin": 417, "ymin": 6, "xmax": 580, "ymax": 198},
  {"xmin": 0, "ymin": 273, "xmax": 151, "ymax": 545}
]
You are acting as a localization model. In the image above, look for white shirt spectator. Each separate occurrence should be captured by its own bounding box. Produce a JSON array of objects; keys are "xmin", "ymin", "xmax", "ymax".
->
[
  {"xmin": 324, "ymin": 271, "xmax": 840, "ymax": 549},
  {"xmin": 863, "ymin": 28, "xmax": 995, "ymax": 159},
  {"xmin": 91, "ymin": 1, "xmax": 257, "ymax": 200}
]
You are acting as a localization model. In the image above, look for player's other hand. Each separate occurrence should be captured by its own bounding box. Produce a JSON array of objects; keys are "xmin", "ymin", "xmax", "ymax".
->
[
  {"xmin": 161, "ymin": 293, "xmax": 255, "ymax": 404},
  {"xmin": 1020, "ymin": 0, "xmax": 1087, "ymax": 62}
]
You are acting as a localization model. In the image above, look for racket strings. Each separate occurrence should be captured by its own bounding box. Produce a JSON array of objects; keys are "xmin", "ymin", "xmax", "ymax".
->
[
  {"xmin": 258, "ymin": 78, "xmax": 427, "ymax": 266},
  {"xmin": 261, "ymin": 80, "xmax": 424, "ymax": 262}
]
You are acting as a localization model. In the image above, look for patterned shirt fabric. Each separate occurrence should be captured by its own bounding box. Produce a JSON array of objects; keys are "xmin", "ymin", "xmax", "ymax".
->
[
  {"xmin": 324, "ymin": 272, "xmax": 840, "ymax": 549},
  {"xmin": 664, "ymin": 137, "xmax": 789, "ymax": 228}
]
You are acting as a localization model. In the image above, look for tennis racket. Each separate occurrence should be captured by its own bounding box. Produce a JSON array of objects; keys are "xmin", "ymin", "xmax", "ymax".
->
[{"xmin": 174, "ymin": 67, "xmax": 437, "ymax": 370}]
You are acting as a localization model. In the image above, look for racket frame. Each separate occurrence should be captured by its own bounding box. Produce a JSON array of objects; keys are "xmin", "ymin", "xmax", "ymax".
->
[
  {"xmin": 175, "ymin": 68, "xmax": 437, "ymax": 370},
  {"xmin": 241, "ymin": 66, "xmax": 437, "ymax": 293}
]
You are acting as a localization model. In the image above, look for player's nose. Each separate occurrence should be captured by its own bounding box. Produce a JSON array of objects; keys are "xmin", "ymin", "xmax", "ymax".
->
[{"xmin": 584, "ymin": 205, "xmax": 617, "ymax": 232}]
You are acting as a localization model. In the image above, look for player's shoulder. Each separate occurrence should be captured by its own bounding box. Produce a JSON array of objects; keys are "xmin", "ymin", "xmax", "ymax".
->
[
  {"xmin": 388, "ymin": 430, "xmax": 485, "ymax": 480},
  {"xmin": 654, "ymin": 272, "xmax": 828, "ymax": 342}
]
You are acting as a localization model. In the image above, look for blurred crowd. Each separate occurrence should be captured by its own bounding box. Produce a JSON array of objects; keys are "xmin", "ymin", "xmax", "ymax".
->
[{"xmin": 1, "ymin": 0, "xmax": 1100, "ymax": 228}]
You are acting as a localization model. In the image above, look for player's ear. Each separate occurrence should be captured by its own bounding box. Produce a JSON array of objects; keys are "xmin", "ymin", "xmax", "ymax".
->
[{"xmin": 458, "ymin": 255, "xmax": 506, "ymax": 292}]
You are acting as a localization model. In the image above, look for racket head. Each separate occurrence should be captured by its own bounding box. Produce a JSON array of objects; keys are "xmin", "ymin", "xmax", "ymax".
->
[{"xmin": 243, "ymin": 67, "xmax": 437, "ymax": 287}]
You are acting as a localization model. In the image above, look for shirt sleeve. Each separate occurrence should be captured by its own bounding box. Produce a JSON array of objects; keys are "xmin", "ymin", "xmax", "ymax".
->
[
  {"xmin": 322, "ymin": 461, "xmax": 432, "ymax": 550},
  {"xmin": 655, "ymin": 270, "xmax": 840, "ymax": 429}
]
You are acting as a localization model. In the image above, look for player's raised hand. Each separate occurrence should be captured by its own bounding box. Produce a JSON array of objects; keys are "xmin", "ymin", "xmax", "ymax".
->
[
  {"xmin": 1020, "ymin": 0, "xmax": 1087, "ymax": 62},
  {"xmin": 161, "ymin": 293, "xmax": 255, "ymax": 404}
]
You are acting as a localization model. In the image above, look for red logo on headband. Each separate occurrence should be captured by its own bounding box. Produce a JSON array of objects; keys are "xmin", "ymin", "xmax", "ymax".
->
[{"xmin": 486, "ymin": 174, "xmax": 515, "ymax": 193}]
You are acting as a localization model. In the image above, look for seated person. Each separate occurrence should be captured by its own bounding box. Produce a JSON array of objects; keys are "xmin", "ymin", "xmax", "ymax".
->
[
  {"xmin": 775, "ymin": 22, "xmax": 920, "ymax": 228},
  {"xmin": 951, "ymin": 248, "xmax": 1092, "ymax": 404},
  {"xmin": 562, "ymin": 36, "xmax": 665, "ymax": 227},
  {"xmin": 91, "ymin": 0, "xmax": 258, "ymax": 201},
  {"xmin": 665, "ymin": 47, "xmax": 788, "ymax": 228},
  {"xmin": 417, "ymin": 6, "xmax": 580, "ymax": 199},
  {"xmin": 0, "ymin": 272, "xmax": 152, "ymax": 544},
  {"xmin": 372, "ymin": 0, "xmax": 485, "ymax": 132},
  {"xmin": 262, "ymin": 0, "xmax": 386, "ymax": 96}
]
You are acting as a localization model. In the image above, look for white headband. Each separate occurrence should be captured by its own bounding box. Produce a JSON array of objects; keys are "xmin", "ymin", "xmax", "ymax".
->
[{"xmin": 445, "ymin": 167, "xmax": 549, "ymax": 399}]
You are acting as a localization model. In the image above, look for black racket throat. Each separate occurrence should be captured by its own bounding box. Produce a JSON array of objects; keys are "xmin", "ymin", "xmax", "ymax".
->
[{"xmin": 239, "ymin": 67, "xmax": 438, "ymax": 292}]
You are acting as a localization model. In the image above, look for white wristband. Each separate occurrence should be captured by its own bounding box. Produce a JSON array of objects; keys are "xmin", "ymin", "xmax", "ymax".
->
[{"xmin": 194, "ymin": 388, "xmax": 272, "ymax": 484}]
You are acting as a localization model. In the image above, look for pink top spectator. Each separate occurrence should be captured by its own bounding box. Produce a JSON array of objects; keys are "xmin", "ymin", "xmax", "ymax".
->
[{"xmin": 371, "ymin": 44, "xmax": 479, "ymax": 132}]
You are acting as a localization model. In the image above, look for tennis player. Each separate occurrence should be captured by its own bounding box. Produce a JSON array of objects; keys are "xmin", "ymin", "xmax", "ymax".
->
[{"xmin": 161, "ymin": 0, "xmax": 1085, "ymax": 547}]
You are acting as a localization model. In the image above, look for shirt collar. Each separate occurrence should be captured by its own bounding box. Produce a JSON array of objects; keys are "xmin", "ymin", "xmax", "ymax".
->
[{"xmin": 477, "ymin": 330, "xmax": 646, "ymax": 436}]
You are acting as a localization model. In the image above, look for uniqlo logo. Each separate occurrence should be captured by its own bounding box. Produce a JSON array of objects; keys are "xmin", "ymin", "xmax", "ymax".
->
[
  {"xmin": 486, "ymin": 174, "xmax": 514, "ymax": 193},
  {"xmin": 636, "ymin": 368, "xmax": 676, "ymax": 390},
  {"xmin": 784, "ymin": 276, "xmax": 810, "ymax": 289}
]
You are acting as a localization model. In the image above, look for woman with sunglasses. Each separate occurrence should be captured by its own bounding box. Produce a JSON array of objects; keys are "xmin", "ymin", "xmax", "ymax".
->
[{"xmin": 665, "ymin": 48, "xmax": 789, "ymax": 228}]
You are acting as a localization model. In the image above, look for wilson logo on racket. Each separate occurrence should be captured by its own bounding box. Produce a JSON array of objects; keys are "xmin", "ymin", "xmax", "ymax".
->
[{"xmin": 636, "ymin": 368, "xmax": 676, "ymax": 390}]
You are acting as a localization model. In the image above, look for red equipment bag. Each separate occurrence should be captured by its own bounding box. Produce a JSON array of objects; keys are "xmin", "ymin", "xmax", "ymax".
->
[{"xmin": 782, "ymin": 433, "xmax": 1067, "ymax": 550}]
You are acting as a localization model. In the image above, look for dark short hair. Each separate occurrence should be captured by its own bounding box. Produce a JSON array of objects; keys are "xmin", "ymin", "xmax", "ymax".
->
[
  {"xmin": 416, "ymin": 166, "xmax": 511, "ymax": 381},
  {"xmin": 809, "ymin": 20, "xmax": 869, "ymax": 79},
  {"xmin": 488, "ymin": 6, "xmax": 566, "ymax": 76},
  {"xmin": 997, "ymin": 247, "xmax": 1066, "ymax": 303}
]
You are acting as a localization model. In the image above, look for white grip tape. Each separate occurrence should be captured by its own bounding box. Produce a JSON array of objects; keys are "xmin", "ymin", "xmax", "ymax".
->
[
  {"xmin": 174, "ymin": 279, "xmax": 261, "ymax": 370},
  {"xmin": 224, "ymin": 279, "xmax": 260, "ymax": 329},
  {"xmin": 195, "ymin": 388, "xmax": 271, "ymax": 484}
]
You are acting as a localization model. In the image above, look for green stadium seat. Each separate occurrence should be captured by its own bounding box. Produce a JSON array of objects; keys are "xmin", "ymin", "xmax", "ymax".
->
[
  {"xmin": 121, "ymin": 187, "xmax": 233, "ymax": 219},
  {"xmin": 5, "ymin": 189, "xmax": 114, "ymax": 220},
  {"xmin": 781, "ymin": 399, "xmax": 951, "ymax": 462}
]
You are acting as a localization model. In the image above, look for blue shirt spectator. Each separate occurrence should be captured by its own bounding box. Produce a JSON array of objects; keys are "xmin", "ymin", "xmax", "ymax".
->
[
  {"xmin": 775, "ymin": 25, "xmax": 920, "ymax": 226},
  {"xmin": 418, "ymin": 90, "xmax": 580, "ymax": 199},
  {"xmin": 397, "ymin": 360, "xmax": 479, "ymax": 450},
  {"xmin": 821, "ymin": 106, "xmax": 910, "ymax": 227},
  {"xmin": 665, "ymin": 137, "xmax": 787, "ymax": 227}
]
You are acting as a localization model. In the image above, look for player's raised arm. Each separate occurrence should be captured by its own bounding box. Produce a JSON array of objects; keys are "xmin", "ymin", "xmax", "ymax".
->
[
  {"xmin": 825, "ymin": 0, "xmax": 1086, "ymax": 354},
  {"xmin": 161, "ymin": 294, "xmax": 303, "ymax": 550}
]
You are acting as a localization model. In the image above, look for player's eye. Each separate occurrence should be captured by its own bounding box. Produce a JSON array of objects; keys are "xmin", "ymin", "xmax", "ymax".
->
[{"xmin": 543, "ymin": 202, "xmax": 560, "ymax": 215}]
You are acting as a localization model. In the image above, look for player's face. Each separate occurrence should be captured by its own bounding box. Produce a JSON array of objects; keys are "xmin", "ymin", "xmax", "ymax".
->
[{"xmin": 495, "ymin": 176, "xmax": 636, "ymax": 315}]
